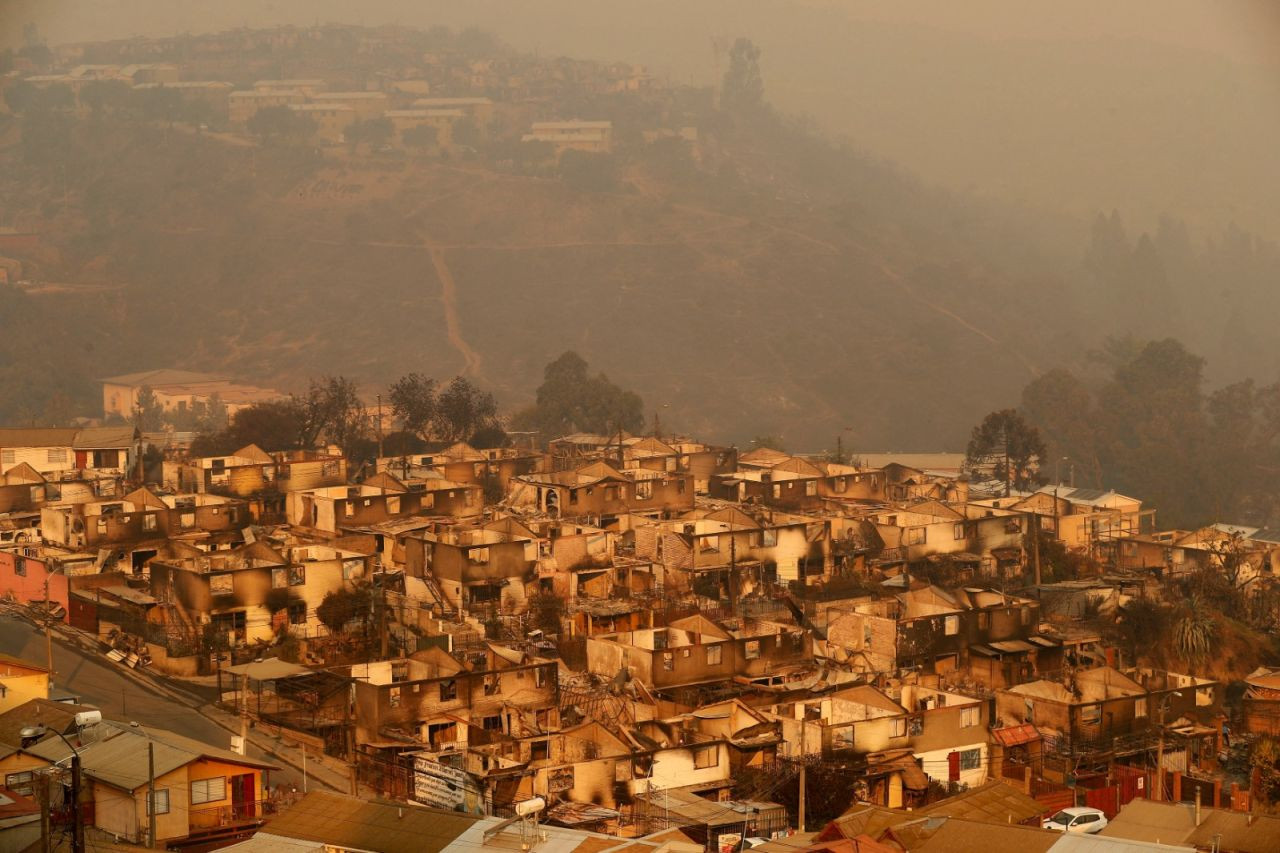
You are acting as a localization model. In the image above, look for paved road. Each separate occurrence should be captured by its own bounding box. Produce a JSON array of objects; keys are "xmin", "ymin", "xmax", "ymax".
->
[{"xmin": 0, "ymin": 616, "xmax": 309, "ymax": 789}]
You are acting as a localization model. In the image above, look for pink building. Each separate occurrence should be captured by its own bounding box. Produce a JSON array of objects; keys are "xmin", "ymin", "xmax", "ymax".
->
[{"xmin": 0, "ymin": 550, "xmax": 69, "ymax": 620}]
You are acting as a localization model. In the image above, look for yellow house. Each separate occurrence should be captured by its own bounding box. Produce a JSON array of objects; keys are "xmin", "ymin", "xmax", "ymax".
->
[
  {"xmin": 26, "ymin": 720, "xmax": 277, "ymax": 845},
  {"xmin": 0, "ymin": 655, "xmax": 48, "ymax": 715}
]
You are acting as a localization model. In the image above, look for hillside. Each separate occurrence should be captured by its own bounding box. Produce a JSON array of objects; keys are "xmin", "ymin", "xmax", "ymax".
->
[
  {"xmin": 6, "ymin": 21, "xmax": 1272, "ymax": 451},
  {"xmin": 0, "ymin": 99, "xmax": 1090, "ymax": 449}
]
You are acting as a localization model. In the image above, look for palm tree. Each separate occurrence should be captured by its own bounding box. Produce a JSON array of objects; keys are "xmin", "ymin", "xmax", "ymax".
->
[{"xmin": 1172, "ymin": 596, "xmax": 1216, "ymax": 670}]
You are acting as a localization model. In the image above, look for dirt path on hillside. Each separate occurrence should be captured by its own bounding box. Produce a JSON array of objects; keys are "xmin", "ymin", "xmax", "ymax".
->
[{"xmin": 426, "ymin": 242, "xmax": 484, "ymax": 378}]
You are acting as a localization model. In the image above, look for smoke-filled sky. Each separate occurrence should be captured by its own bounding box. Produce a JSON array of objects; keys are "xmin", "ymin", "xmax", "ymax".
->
[{"xmin": 5, "ymin": 1, "xmax": 1280, "ymax": 234}]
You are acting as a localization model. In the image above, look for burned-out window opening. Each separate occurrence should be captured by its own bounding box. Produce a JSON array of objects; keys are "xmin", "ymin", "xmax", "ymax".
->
[
  {"xmin": 289, "ymin": 566, "xmax": 305, "ymax": 586},
  {"xmin": 440, "ymin": 679, "xmax": 458, "ymax": 701}
]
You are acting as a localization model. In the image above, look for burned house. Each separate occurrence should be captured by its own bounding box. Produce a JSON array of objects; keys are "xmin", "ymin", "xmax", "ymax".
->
[
  {"xmin": 168, "ymin": 444, "xmax": 347, "ymax": 522},
  {"xmin": 631, "ymin": 506, "xmax": 830, "ymax": 591},
  {"xmin": 149, "ymin": 540, "xmax": 371, "ymax": 645},
  {"xmin": 585, "ymin": 613, "xmax": 812, "ymax": 694},
  {"xmin": 510, "ymin": 461, "xmax": 694, "ymax": 525}
]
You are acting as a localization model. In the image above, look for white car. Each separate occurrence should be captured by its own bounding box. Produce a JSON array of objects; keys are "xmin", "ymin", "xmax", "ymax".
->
[{"xmin": 1042, "ymin": 806, "xmax": 1109, "ymax": 834}]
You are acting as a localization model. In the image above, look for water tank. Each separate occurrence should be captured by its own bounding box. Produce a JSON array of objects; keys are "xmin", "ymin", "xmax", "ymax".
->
[
  {"xmin": 74, "ymin": 710, "xmax": 102, "ymax": 728},
  {"xmin": 514, "ymin": 798, "xmax": 546, "ymax": 817}
]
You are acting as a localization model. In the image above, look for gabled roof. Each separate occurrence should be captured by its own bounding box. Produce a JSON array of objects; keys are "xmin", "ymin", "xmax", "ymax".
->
[
  {"xmin": 699, "ymin": 506, "xmax": 761, "ymax": 530},
  {"xmin": 73, "ymin": 426, "xmax": 138, "ymax": 449},
  {"xmin": 234, "ymin": 444, "xmax": 274, "ymax": 463},
  {"xmin": 627, "ymin": 436, "xmax": 678, "ymax": 456},
  {"xmin": 0, "ymin": 698, "xmax": 82, "ymax": 748},
  {"xmin": 667, "ymin": 614, "xmax": 732, "ymax": 641},
  {"xmin": 0, "ymin": 428, "xmax": 80, "ymax": 448},
  {"xmin": 0, "ymin": 653, "xmax": 48, "ymax": 676},
  {"xmin": 770, "ymin": 456, "xmax": 825, "ymax": 479},
  {"xmin": 27, "ymin": 720, "xmax": 276, "ymax": 792},
  {"xmin": 1006, "ymin": 679, "xmax": 1075, "ymax": 703},
  {"xmin": 123, "ymin": 486, "xmax": 168, "ymax": 510},
  {"xmin": 1101, "ymin": 799, "xmax": 1280, "ymax": 850},
  {"xmin": 439, "ymin": 441, "xmax": 486, "ymax": 462},
  {"xmin": 738, "ymin": 446, "xmax": 792, "ymax": 467},
  {"xmin": 1, "ymin": 462, "xmax": 45, "ymax": 484},
  {"xmin": 917, "ymin": 780, "xmax": 1046, "ymax": 825},
  {"xmin": 576, "ymin": 461, "xmax": 628, "ymax": 482}
]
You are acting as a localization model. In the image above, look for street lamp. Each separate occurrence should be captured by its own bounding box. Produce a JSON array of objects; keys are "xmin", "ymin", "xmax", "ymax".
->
[{"xmin": 23, "ymin": 719, "xmax": 88, "ymax": 853}]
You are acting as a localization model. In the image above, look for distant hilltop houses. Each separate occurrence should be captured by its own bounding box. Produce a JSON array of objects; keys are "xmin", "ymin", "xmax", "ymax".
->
[{"xmin": 11, "ymin": 27, "xmax": 665, "ymax": 157}]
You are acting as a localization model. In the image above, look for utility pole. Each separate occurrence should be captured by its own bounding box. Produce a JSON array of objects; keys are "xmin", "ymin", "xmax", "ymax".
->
[
  {"xmin": 148, "ymin": 739, "xmax": 158, "ymax": 849},
  {"xmin": 797, "ymin": 721, "xmax": 807, "ymax": 832},
  {"xmin": 1155, "ymin": 699, "xmax": 1167, "ymax": 803},
  {"xmin": 240, "ymin": 672, "xmax": 250, "ymax": 751},
  {"xmin": 378, "ymin": 575, "xmax": 389, "ymax": 660},
  {"xmin": 728, "ymin": 535, "xmax": 739, "ymax": 616},
  {"xmin": 376, "ymin": 394, "xmax": 384, "ymax": 459},
  {"xmin": 1029, "ymin": 511, "xmax": 1042, "ymax": 586},
  {"xmin": 37, "ymin": 770, "xmax": 50, "ymax": 853},
  {"xmin": 70, "ymin": 752, "xmax": 84, "ymax": 853}
]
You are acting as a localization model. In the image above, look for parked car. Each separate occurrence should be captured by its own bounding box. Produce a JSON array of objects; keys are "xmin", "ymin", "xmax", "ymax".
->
[{"xmin": 1043, "ymin": 806, "xmax": 1109, "ymax": 834}]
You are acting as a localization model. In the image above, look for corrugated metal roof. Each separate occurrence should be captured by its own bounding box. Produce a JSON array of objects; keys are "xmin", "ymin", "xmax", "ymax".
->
[
  {"xmin": 0, "ymin": 428, "xmax": 80, "ymax": 448},
  {"xmin": 919, "ymin": 780, "xmax": 1045, "ymax": 825},
  {"xmin": 25, "ymin": 721, "xmax": 275, "ymax": 792},
  {"xmin": 73, "ymin": 427, "xmax": 137, "ymax": 449}
]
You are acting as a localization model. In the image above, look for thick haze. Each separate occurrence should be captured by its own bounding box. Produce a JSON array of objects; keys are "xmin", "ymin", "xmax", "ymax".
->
[{"xmin": 5, "ymin": 0, "xmax": 1280, "ymax": 235}]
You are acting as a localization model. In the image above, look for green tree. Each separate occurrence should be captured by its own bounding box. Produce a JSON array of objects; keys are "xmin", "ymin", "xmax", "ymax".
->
[
  {"xmin": 1097, "ymin": 338, "xmax": 1208, "ymax": 526},
  {"xmin": 225, "ymin": 400, "xmax": 307, "ymax": 451},
  {"xmin": 389, "ymin": 373, "xmax": 438, "ymax": 438},
  {"xmin": 434, "ymin": 376, "xmax": 499, "ymax": 444},
  {"xmin": 1020, "ymin": 368, "xmax": 1102, "ymax": 489},
  {"xmin": 964, "ymin": 409, "xmax": 1046, "ymax": 496},
  {"xmin": 132, "ymin": 386, "xmax": 165, "ymax": 431},
  {"xmin": 296, "ymin": 376, "xmax": 367, "ymax": 453},
  {"xmin": 721, "ymin": 37, "xmax": 765, "ymax": 114},
  {"xmin": 512, "ymin": 351, "xmax": 644, "ymax": 439}
]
